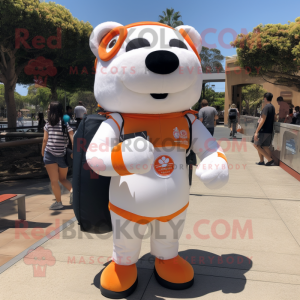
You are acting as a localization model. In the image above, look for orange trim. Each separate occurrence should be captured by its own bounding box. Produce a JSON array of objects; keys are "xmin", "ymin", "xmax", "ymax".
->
[
  {"xmin": 109, "ymin": 202, "xmax": 189, "ymax": 224},
  {"xmin": 125, "ymin": 21, "xmax": 174, "ymax": 30},
  {"xmin": 191, "ymin": 115, "xmax": 197, "ymax": 124},
  {"xmin": 111, "ymin": 143, "xmax": 132, "ymax": 176},
  {"xmin": 217, "ymin": 152, "xmax": 228, "ymax": 163},
  {"xmin": 98, "ymin": 26, "xmax": 128, "ymax": 61},
  {"xmin": 94, "ymin": 58, "xmax": 98, "ymax": 72},
  {"xmin": 107, "ymin": 115, "xmax": 121, "ymax": 131},
  {"xmin": 0, "ymin": 194, "xmax": 17, "ymax": 203},
  {"xmin": 121, "ymin": 110, "xmax": 197, "ymax": 120},
  {"xmin": 179, "ymin": 28, "xmax": 201, "ymax": 63},
  {"xmin": 279, "ymin": 161, "xmax": 300, "ymax": 182}
]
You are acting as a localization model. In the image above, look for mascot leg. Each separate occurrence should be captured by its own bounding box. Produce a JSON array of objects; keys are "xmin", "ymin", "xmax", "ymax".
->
[
  {"xmin": 100, "ymin": 211, "xmax": 147, "ymax": 298},
  {"xmin": 151, "ymin": 210, "xmax": 194, "ymax": 290}
]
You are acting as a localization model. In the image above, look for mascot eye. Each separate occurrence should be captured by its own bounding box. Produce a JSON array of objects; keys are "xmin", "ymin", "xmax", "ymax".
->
[
  {"xmin": 106, "ymin": 36, "xmax": 119, "ymax": 53},
  {"xmin": 108, "ymin": 39, "xmax": 117, "ymax": 48},
  {"xmin": 169, "ymin": 39, "xmax": 188, "ymax": 50},
  {"xmin": 126, "ymin": 38, "xmax": 150, "ymax": 52}
]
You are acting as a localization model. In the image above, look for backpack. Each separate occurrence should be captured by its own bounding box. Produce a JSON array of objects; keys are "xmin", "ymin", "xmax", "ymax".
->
[
  {"xmin": 72, "ymin": 113, "xmax": 194, "ymax": 234},
  {"xmin": 229, "ymin": 108, "xmax": 238, "ymax": 120}
]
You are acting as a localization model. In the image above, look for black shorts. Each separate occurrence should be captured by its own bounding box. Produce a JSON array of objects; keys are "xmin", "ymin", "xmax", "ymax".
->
[{"xmin": 254, "ymin": 133, "xmax": 272, "ymax": 147}]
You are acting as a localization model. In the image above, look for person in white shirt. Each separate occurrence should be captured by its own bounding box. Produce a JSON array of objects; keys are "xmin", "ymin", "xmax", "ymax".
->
[{"xmin": 74, "ymin": 101, "xmax": 87, "ymax": 129}]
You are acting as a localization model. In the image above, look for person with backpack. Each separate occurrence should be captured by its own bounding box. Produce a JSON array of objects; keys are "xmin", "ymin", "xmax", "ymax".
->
[
  {"xmin": 41, "ymin": 102, "xmax": 74, "ymax": 210},
  {"xmin": 228, "ymin": 104, "xmax": 239, "ymax": 137}
]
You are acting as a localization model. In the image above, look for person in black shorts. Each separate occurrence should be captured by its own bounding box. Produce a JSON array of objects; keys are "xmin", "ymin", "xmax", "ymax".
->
[{"xmin": 253, "ymin": 92, "xmax": 276, "ymax": 166}]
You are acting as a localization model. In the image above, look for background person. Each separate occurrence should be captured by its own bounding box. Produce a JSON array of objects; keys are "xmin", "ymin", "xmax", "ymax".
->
[
  {"xmin": 228, "ymin": 103, "xmax": 239, "ymax": 137},
  {"xmin": 253, "ymin": 93, "xmax": 276, "ymax": 166},
  {"xmin": 284, "ymin": 108, "xmax": 294, "ymax": 124},
  {"xmin": 37, "ymin": 112, "xmax": 46, "ymax": 132},
  {"xmin": 277, "ymin": 96, "xmax": 289, "ymax": 122},
  {"xmin": 74, "ymin": 101, "xmax": 87, "ymax": 129},
  {"xmin": 66, "ymin": 105, "xmax": 73, "ymax": 120},
  {"xmin": 42, "ymin": 102, "xmax": 74, "ymax": 210},
  {"xmin": 198, "ymin": 99, "xmax": 218, "ymax": 136}
]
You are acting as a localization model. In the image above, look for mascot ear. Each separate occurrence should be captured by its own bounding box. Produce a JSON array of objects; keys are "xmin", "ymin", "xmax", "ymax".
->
[
  {"xmin": 175, "ymin": 25, "xmax": 202, "ymax": 54},
  {"xmin": 90, "ymin": 21, "xmax": 124, "ymax": 58}
]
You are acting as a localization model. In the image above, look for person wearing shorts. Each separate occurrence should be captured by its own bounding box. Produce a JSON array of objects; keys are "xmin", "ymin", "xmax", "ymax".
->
[
  {"xmin": 42, "ymin": 102, "xmax": 74, "ymax": 210},
  {"xmin": 253, "ymin": 93, "xmax": 276, "ymax": 166}
]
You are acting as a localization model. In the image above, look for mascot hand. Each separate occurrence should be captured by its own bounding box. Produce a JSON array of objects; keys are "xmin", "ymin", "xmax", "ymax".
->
[
  {"xmin": 123, "ymin": 137, "xmax": 154, "ymax": 174},
  {"xmin": 195, "ymin": 152, "xmax": 229, "ymax": 189}
]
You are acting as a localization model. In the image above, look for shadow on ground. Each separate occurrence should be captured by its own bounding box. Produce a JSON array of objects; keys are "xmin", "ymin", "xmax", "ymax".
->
[{"xmin": 92, "ymin": 249, "xmax": 252, "ymax": 299}]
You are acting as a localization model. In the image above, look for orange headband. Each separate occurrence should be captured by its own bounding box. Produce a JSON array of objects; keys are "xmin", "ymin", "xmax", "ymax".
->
[{"xmin": 95, "ymin": 21, "xmax": 201, "ymax": 68}]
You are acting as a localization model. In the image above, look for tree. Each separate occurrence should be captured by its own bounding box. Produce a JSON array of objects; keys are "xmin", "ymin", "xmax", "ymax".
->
[
  {"xmin": 231, "ymin": 17, "xmax": 300, "ymax": 89},
  {"xmin": 200, "ymin": 47, "xmax": 225, "ymax": 73},
  {"xmin": 159, "ymin": 8, "xmax": 183, "ymax": 28},
  {"xmin": 0, "ymin": 0, "xmax": 93, "ymax": 128},
  {"xmin": 0, "ymin": 84, "xmax": 26, "ymax": 114},
  {"xmin": 241, "ymin": 84, "xmax": 266, "ymax": 116},
  {"xmin": 25, "ymin": 85, "xmax": 51, "ymax": 114}
]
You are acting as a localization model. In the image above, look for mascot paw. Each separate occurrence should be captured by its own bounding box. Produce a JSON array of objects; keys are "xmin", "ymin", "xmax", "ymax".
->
[
  {"xmin": 124, "ymin": 136, "xmax": 154, "ymax": 175},
  {"xmin": 100, "ymin": 261, "xmax": 138, "ymax": 298},
  {"xmin": 154, "ymin": 255, "xmax": 194, "ymax": 290},
  {"xmin": 196, "ymin": 152, "xmax": 229, "ymax": 189}
]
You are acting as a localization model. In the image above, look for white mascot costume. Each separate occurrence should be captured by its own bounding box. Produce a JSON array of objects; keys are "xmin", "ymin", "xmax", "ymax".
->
[{"xmin": 87, "ymin": 21, "xmax": 229, "ymax": 298}]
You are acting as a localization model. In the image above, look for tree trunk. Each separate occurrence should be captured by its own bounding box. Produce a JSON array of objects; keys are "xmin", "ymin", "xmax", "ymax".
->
[{"xmin": 4, "ymin": 80, "xmax": 17, "ymax": 129}]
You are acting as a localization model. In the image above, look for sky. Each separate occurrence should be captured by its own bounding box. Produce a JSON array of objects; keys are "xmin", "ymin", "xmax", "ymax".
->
[{"xmin": 15, "ymin": 0, "xmax": 300, "ymax": 96}]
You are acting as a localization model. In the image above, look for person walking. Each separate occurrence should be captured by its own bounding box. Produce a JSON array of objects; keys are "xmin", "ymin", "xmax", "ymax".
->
[
  {"xmin": 74, "ymin": 101, "xmax": 87, "ymax": 129},
  {"xmin": 253, "ymin": 93, "xmax": 276, "ymax": 166},
  {"xmin": 42, "ymin": 102, "xmax": 74, "ymax": 210},
  {"xmin": 276, "ymin": 96, "xmax": 289, "ymax": 122},
  {"xmin": 198, "ymin": 99, "xmax": 218, "ymax": 136},
  {"xmin": 228, "ymin": 104, "xmax": 239, "ymax": 137}
]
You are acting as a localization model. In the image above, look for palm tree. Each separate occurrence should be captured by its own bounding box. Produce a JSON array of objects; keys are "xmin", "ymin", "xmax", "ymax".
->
[{"xmin": 159, "ymin": 8, "xmax": 184, "ymax": 28}]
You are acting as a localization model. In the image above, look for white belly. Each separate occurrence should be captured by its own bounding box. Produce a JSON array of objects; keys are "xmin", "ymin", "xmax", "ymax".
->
[{"xmin": 109, "ymin": 149, "xmax": 189, "ymax": 217}]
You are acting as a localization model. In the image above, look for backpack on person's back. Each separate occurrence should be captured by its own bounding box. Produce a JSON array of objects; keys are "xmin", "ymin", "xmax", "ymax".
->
[{"xmin": 229, "ymin": 108, "xmax": 238, "ymax": 120}]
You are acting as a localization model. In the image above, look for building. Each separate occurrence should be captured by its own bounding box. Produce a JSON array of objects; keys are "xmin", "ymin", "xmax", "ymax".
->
[{"xmin": 224, "ymin": 55, "xmax": 300, "ymax": 124}]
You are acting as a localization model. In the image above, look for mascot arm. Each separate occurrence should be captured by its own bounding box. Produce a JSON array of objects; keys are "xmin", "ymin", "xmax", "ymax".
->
[
  {"xmin": 86, "ymin": 118, "xmax": 154, "ymax": 177},
  {"xmin": 188, "ymin": 116, "xmax": 229, "ymax": 189}
]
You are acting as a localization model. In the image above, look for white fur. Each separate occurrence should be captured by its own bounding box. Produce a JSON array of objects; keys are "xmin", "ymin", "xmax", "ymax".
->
[{"xmin": 90, "ymin": 24, "xmax": 203, "ymax": 114}]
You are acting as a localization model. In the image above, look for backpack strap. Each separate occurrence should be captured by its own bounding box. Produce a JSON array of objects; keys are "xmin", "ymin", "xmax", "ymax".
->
[
  {"xmin": 184, "ymin": 113, "xmax": 197, "ymax": 155},
  {"xmin": 185, "ymin": 115, "xmax": 192, "ymax": 155}
]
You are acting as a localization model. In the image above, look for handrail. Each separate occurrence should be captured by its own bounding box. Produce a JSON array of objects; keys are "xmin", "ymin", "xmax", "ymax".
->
[{"xmin": 0, "ymin": 137, "xmax": 43, "ymax": 148}]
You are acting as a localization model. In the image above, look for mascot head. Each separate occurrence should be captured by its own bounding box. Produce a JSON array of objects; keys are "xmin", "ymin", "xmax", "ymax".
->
[{"xmin": 90, "ymin": 21, "xmax": 202, "ymax": 114}]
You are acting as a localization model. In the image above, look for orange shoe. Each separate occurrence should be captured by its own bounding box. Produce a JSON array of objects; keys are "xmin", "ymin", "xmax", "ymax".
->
[
  {"xmin": 154, "ymin": 255, "xmax": 194, "ymax": 290},
  {"xmin": 100, "ymin": 261, "xmax": 138, "ymax": 298}
]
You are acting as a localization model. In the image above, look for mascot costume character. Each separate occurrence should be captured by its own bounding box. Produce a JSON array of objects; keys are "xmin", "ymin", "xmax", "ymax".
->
[{"xmin": 77, "ymin": 21, "xmax": 229, "ymax": 298}]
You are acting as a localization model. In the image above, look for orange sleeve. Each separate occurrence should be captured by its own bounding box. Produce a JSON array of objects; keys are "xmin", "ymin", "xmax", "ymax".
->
[
  {"xmin": 111, "ymin": 143, "xmax": 132, "ymax": 176},
  {"xmin": 217, "ymin": 152, "xmax": 228, "ymax": 164}
]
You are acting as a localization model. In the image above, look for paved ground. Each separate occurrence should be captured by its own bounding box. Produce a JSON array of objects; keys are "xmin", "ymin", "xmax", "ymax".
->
[{"xmin": 1, "ymin": 126, "xmax": 300, "ymax": 299}]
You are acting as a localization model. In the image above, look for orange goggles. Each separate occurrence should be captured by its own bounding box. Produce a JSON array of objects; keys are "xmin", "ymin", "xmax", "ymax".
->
[{"xmin": 94, "ymin": 21, "xmax": 201, "ymax": 69}]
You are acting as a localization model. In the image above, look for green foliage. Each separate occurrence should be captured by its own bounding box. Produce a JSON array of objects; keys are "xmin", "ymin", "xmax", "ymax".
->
[
  {"xmin": 231, "ymin": 18, "xmax": 300, "ymax": 89},
  {"xmin": 200, "ymin": 47, "xmax": 225, "ymax": 73},
  {"xmin": 158, "ymin": 8, "xmax": 183, "ymax": 28},
  {"xmin": 0, "ymin": 0, "xmax": 94, "ymax": 126},
  {"xmin": 70, "ymin": 91, "xmax": 98, "ymax": 114},
  {"xmin": 16, "ymin": 1, "xmax": 94, "ymax": 97},
  {"xmin": 241, "ymin": 84, "xmax": 266, "ymax": 115}
]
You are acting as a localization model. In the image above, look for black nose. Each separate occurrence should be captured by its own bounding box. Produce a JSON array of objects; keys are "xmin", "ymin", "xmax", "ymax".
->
[{"xmin": 145, "ymin": 50, "xmax": 179, "ymax": 75}]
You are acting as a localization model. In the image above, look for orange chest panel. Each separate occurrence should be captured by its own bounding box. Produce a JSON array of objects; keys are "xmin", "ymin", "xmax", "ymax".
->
[{"xmin": 122, "ymin": 114, "xmax": 190, "ymax": 149}]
